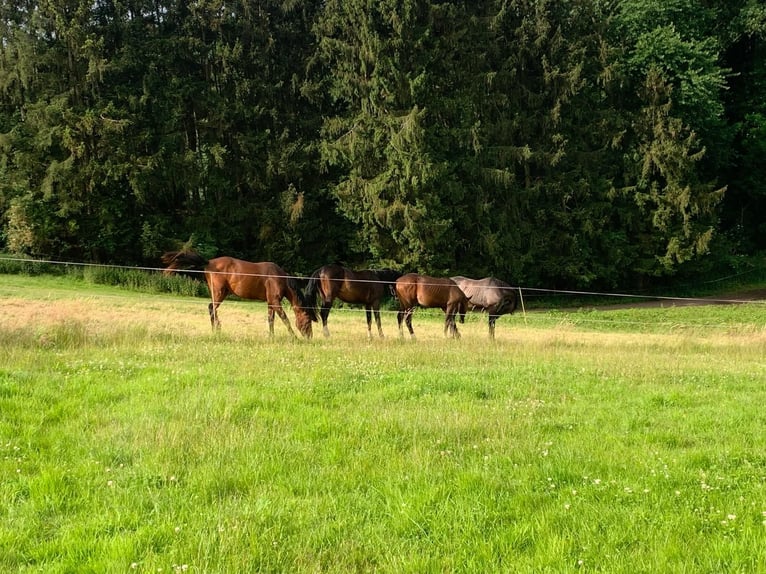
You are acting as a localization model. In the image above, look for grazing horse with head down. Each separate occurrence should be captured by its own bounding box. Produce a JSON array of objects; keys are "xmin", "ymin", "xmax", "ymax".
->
[
  {"xmin": 161, "ymin": 250, "xmax": 317, "ymax": 338},
  {"xmin": 394, "ymin": 273, "xmax": 468, "ymax": 339},
  {"xmin": 304, "ymin": 263, "xmax": 402, "ymax": 338},
  {"xmin": 450, "ymin": 276, "xmax": 517, "ymax": 339}
]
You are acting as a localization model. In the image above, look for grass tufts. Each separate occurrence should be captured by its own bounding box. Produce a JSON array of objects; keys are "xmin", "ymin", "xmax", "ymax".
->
[{"xmin": 1, "ymin": 273, "xmax": 766, "ymax": 572}]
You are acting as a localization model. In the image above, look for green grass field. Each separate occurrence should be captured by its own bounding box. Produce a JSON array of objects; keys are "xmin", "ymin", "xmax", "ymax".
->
[{"xmin": 1, "ymin": 273, "xmax": 766, "ymax": 573}]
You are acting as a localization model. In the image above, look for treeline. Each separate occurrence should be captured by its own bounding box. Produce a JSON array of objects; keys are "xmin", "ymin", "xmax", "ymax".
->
[{"xmin": 0, "ymin": 0, "xmax": 764, "ymax": 289}]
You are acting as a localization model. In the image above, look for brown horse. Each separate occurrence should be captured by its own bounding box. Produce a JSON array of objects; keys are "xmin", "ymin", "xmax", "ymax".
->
[
  {"xmin": 451, "ymin": 276, "xmax": 517, "ymax": 339},
  {"xmin": 393, "ymin": 273, "xmax": 468, "ymax": 339},
  {"xmin": 304, "ymin": 264, "xmax": 402, "ymax": 338},
  {"xmin": 161, "ymin": 250, "xmax": 317, "ymax": 338}
]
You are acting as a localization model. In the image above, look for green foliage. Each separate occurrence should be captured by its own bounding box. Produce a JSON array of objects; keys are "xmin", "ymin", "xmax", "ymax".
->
[
  {"xmin": 313, "ymin": 1, "xmax": 455, "ymax": 270},
  {"xmin": 627, "ymin": 25, "xmax": 727, "ymax": 133},
  {"xmin": 615, "ymin": 69, "xmax": 724, "ymax": 273},
  {"xmin": 720, "ymin": 2, "xmax": 766, "ymax": 251},
  {"xmin": 0, "ymin": 0, "xmax": 763, "ymax": 288}
]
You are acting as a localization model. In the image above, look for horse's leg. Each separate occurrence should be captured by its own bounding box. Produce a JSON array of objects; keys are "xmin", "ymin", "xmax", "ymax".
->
[
  {"xmin": 404, "ymin": 308, "xmax": 416, "ymax": 339},
  {"xmin": 272, "ymin": 302, "xmax": 296, "ymax": 337},
  {"xmin": 446, "ymin": 305, "xmax": 460, "ymax": 339},
  {"xmin": 488, "ymin": 315, "xmax": 498, "ymax": 339},
  {"xmin": 365, "ymin": 306, "xmax": 373, "ymax": 338},
  {"xmin": 372, "ymin": 303, "xmax": 384, "ymax": 338},
  {"xmin": 485, "ymin": 303, "xmax": 500, "ymax": 339},
  {"xmin": 320, "ymin": 297, "xmax": 332, "ymax": 338},
  {"xmin": 449, "ymin": 315, "xmax": 461, "ymax": 339},
  {"xmin": 267, "ymin": 306, "xmax": 276, "ymax": 336},
  {"xmin": 208, "ymin": 302, "xmax": 219, "ymax": 330},
  {"xmin": 397, "ymin": 307, "xmax": 405, "ymax": 337},
  {"xmin": 208, "ymin": 288, "xmax": 226, "ymax": 330},
  {"xmin": 452, "ymin": 314, "xmax": 461, "ymax": 339}
]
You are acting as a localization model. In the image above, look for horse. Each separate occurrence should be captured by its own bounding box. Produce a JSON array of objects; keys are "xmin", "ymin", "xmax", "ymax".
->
[
  {"xmin": 161, "ymin": 250, "xmax": 317, "ymax": 338},
  {"xmin": 393, "ymin": 273, "xmax": 468, "ymax": 339},
  {"xmin": 304, "ymin": 264, "xmax": 402, "ymax": 338},
  {"xmin": 451, "ymin": 276, "xmax": 517, "ymax": 339}
]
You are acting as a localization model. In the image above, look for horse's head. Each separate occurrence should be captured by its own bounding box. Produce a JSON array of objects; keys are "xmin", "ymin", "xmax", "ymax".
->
[
  {"xmin": 160, "ymin": 250, "xmax": 208, "ymax": 276},
  {"xmin": 294, "ymin": 307, "xmax": 315, "ymax": 339},
  {"xmin": 293, "ymin": 287, "xmax": 318, "ymax": 339},
  {"xmin": 160, "ymin": 251, "xmax": 181, "ymax": 276}
]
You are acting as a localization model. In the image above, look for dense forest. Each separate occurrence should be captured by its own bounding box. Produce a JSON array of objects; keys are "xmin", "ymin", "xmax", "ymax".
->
[{"xmin": 1, "ymin": 0, "xmax": 764, "ymax": 289}]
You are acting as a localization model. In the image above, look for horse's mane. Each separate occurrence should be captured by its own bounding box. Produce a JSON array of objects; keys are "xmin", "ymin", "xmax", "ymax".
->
[
  {"xmin": 372, "ymin": 268, "xmax": 402, "ymax": 284},
  {"xmin": 287, "ymin": 276, "xmax": 318, "ymax": 322},
  {"xmin": 160, "ymin": 250, "xmax": 209, "ymax": 274}
]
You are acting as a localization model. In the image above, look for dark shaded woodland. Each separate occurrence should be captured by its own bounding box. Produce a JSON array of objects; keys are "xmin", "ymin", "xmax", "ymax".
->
[{"xmin": 1, "ymin": 0, "xmax": 764, "ymax": 289}]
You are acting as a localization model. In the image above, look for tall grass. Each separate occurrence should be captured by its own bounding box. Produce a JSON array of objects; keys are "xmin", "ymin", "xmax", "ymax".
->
[
  {"xmin": 81, "ymin": 265, "xmax": 208, "ymax": 297},
  {"xmin": 1, "ymin": 275, "xmax": 766, "ymax": 573},
  {"xmin": 0, "ymin": 255, "xmax": 207, "ymax": 297},
  {"xmin": 0, "ymin": 255, "xmax": 70, "ymax": 276}
]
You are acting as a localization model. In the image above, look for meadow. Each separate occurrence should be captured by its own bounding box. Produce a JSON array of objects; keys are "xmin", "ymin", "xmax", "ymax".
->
[{"xmin": 1, "ymin": 272, "xmax": 766, "ymax": 573}]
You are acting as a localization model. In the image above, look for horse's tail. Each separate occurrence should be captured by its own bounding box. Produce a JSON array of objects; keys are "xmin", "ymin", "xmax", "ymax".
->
[
  {"xmin": 288, "ymin": 276, "xmax": 318, "ymax": 322},
  {"xmin": 304, "ymin": 268, "xmax": 322, "ymax": 305},
  {"xmin": 161, "ymin": 250, "xmax": 209, "ymax": 275},
  {"xmin": 507, "ymin": 289, "xmax": 519, "ymax": 315},
  {"xmin": 499, "ymin": 282, "xmax": 518, "ymax": 315}
]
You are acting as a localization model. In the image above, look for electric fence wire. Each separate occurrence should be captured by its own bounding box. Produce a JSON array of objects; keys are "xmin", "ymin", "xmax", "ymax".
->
[{"xmin": 1, "ymin": 256, "xmax": 764, "ymax": 334}]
